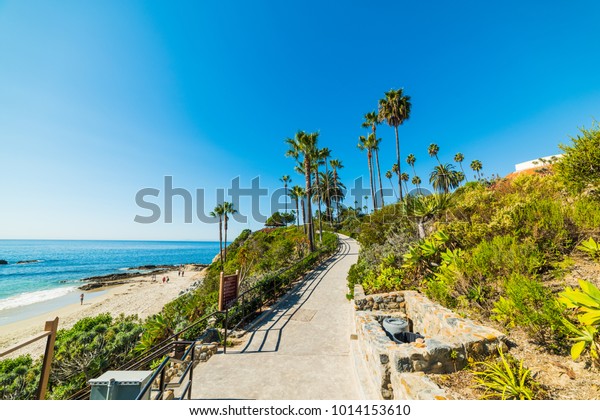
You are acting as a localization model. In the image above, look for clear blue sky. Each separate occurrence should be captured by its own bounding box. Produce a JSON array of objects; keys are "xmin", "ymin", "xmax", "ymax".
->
[{"xmin": 1, "ymin": 1, "xmax": 599, "ymax": 241}]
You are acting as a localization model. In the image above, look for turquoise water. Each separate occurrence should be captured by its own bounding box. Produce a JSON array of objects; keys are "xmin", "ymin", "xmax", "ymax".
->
[{"xmin": 0, "ymin": 240, "xmax": 219, "ymax": 311}]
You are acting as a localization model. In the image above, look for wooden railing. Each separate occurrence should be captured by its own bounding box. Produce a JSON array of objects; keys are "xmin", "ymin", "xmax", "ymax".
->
[{"xmin": 0, "ymin": 317, "xmax": 59, "ymax": 400}]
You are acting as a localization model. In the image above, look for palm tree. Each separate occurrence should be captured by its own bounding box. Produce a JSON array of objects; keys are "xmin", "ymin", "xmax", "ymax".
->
[
  {"xmin": 428, "ymin": 143, "xmax": 441, "ymax": 164},
  {"xmin": 279, "ymin": 175, "xmax": 292, "ymax": 224},
  {"xmin": 404, "ymin": 193, "xmax": 454, "ymax": 239},
  {"xmin": 288, "ymin": 185, "xmax": 304, "ymax": 230},
  {"xmin": 312, "ymin": 147, "xmax": 329, "ymax": 243},
  {"xmin": 314, "ymin": 171, "xmax": 346, "ymax": 222},
  {"xmin": 319, "ymin": 147, "xmax": 332, "ymax": 224},
  {"xmin": 209, "ymin": 204, "xmax": 224, "ymax": 268},
  {"xmin": 454, "ymin": 153, "xmax": 465, "ymax": 182},
  {"xmin": 362, "ymin": 112, "xmax": 384, "ymax": 207},
  {"xmin": 378, "ymin": 88, "xmax": 411, "ymax": 201},
  {"xmin": 329, "ymin": 159, "xmax": 344, "ymax": 222},
  {"xmin": 401, "ymin": 172, "xmax": 410, "ymax": 197},
  {"xmin": 385, "ymin": 170, "xmax": 397, "ymax": 199},
  {"xmin": 412, "ymin": 175, "xmax": 422, "ymax": 195},
  {"xmin": 429, "ymin": 163, "xmax": 461, "ymax": 193},
  {"xmin": 285, "ymin": 130, "xmax": 318, "ymax": 252},
  {"xmin": 222, "ymin": 202, "xmax": 237, "ymax": 263},
  {"xmin": 358, "ymin": 133, "xmax": 378, "ymax": 211},
  {"xmin": 470, "ymin": 159, "xmax": 483, "ymax": 180}
]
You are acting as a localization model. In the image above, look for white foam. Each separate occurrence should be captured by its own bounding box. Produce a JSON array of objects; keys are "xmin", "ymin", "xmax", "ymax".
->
[{"xmin": 0, "ymin": 287, "xmax": 77, "ymax": 311}]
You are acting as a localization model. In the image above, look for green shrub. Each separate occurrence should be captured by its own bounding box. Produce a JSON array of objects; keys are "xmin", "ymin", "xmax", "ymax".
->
[
  {"xmin": 491, "ymin": 274, "xmax": 566, "ymax": 349},
  {"xmin": 0, "ymin": 355, "xmax": 40, "ymax": 400}
]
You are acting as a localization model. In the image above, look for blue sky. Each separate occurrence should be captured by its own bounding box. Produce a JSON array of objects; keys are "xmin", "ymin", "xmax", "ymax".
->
[{"xmin": 1, "ymin": 1, "xmax": 599, "ymax": 241}]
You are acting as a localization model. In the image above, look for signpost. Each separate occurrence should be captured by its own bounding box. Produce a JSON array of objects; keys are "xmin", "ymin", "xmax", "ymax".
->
[
  {"xmin": 218, "ymin": 270, "xmax": 239, "ymax": 311},
  {"xmin": 219, "ymin": 271, "xmax": 239, "ymax": 354}
]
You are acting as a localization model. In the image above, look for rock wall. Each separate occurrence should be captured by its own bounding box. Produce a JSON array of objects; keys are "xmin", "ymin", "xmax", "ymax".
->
[{"xmin": 353, "ymin": 285, "xmax": 506, "ymax": 400}]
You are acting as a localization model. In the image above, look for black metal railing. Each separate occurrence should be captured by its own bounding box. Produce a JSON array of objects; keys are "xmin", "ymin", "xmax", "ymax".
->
[{"xmin": 70, "ymin": 235, "xmax": 340, "ymax": 400}]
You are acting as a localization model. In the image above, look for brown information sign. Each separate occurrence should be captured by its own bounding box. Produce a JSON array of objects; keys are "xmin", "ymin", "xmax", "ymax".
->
[{"xmin": 218, "ymin": 271, "xmax": 239, "ymax": 311}]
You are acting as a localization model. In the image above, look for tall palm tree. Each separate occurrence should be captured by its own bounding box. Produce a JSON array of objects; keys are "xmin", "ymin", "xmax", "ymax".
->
[
  {"xmin": 279, "ymin": 175, "xmax": 292, "ymax": 224},
  {"xmin": 412, "ymin": 175, "xmax": 422, "ymax": 195},
  {"xmin": 401, "ymin": 172, "xmax": 410, "ymax": 197},
  {"xmin": 312, "ymin": 147, "xmax": 329, "ymax": 243},
  {"xmin": 288, "ymin": 185, "xmax": 304, "ymax": 230},
  {"xmin": 358, "ymin": 133, "xmax": 377, "ymax": 211},
  {"xmin": 285, "ymin": 130, "xmax": 318, "ymax": 252},
  {"xmin": 209, "ymin": 204, "xmax": 224, "ymax": 268},
  {"xmin": 319, "ymin": 147, "xmax": 332, "ymax": 225},
  {"xmin": 406, "ymin": 153, "xmax": 418, "ymax": 178},
  {"xmin": 385, "ymin": 170, "xmax": 397, "ymax": 199},
  {"xmin": 378, "ymin": 88, "xmax": 411, "ymax": 201},
  {"xmin": 470, "ymin": 159, "xmax": 483, "ymax": 180},
  {"xmin": 428, "ymin": 143, "xmax": 441, "ymax": 164},
  {"xmin": 362, "ymin": 112, "xmax": 384, "ymax": 207},
  {"xmin": 222, "ymin": 202, "xmax": 237, "ymax": 263},
  {"xmin": 314, "ymin": 171, "xmax": 346, "ymax": 222},
  {"xmin": 454, "ymin": 152, "xmax": 465, "ymax": 182},
  {"xmin": 429, "ymin": 163, "xmax": 461, "ymax": 193},
  {"xmin": 329, "ymin": 159, "xmax": 344, "ymax": 222}
]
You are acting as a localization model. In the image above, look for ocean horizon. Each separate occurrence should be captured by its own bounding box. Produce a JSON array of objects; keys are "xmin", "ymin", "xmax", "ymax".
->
[{"xmin": 0, "ymin": 239, "xmax": 220, "ymax": 318}]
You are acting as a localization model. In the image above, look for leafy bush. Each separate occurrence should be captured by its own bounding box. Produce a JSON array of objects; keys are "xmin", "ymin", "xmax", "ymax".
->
[
  {"xmin": 555, "ymin": 123, "xmax": 600, "ymax": 197},
  {"xmin": 491, "ymin": 274, "xmax": 566, "ymax": 349},
  {"xmin": 0, "ymin": 355, "xmax": 40, "ymax": 400},
  {"xmin": 576, "ymin": 237, "xmax": 600, "ymax": 261}
]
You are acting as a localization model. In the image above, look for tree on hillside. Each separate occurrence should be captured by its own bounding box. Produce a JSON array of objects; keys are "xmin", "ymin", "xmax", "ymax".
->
[
  {"xmin": 279, "ymin": 175, "xmax": 292, "ymax": 225},
  {"xmin": 379, "ymin": 88, "xmax": 411, "ymax": 201},
  {"xmin": 265, "ymin": 212, "xmax": 295, "ymax": 227},
  {"xmin": 330, "ymin": 159, "xmax": 344, "ymax": 222},
  {"xmin": 555, "ymin": 124, "xmax": 600, "ymax": 196},
  {"xmin": 362, "ymin": 111, "xmax": 384, "ymax": 207},
  {"xmin": 210, "ymin": 204, "xmax": 225, "ymax": 268},
  {"xmin": 470, "ymin": 159, "xmax": 483, "ymax": 180},
  {"xmin": 285, "ymin": 131, "xmax": 318, "ymax": 252},
  {"xmin": 430, "ymin": 163, "xmax": 461, "ymax": 194},
  {"xmin": 288, "ymin": 185, "xmax": 305, "ymax": 231},
  {"xmin": 454, "ymin": 152, "xmax": 465, "ymax": 182},
  {"xmin": 222, "ymin": 202, "xmax": 237, "ymax": 263},
  {"xmin": 358, "ymin": 133, "xmax": 377, "ymax": 211},
  {"xmin": 428, "ymin": 143, "xmax": 441, "ymax": 164}
]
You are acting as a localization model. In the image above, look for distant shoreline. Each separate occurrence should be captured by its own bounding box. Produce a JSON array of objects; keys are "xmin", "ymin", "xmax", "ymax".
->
[{"xmin": 0, "ymin": 264, "xmax": 207, "ymax": 358}]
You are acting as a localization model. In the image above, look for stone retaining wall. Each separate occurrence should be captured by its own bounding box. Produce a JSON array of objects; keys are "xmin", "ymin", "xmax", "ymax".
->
[{"xmin": 353, "ymin": 285, "xmax": 506, "ymax": 400}]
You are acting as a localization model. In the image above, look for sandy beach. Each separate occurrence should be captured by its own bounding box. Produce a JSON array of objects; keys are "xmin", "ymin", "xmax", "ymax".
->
[{"xmin": 0, "ymin": 267, "xmax": 205, "ymax": 358}]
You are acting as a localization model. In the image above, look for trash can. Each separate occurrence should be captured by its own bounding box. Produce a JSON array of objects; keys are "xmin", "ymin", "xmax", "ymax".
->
[
  {"xmin": 89, "ymin": 370, "xmax": 153, "ymax": 400},
  {"xmin": 382, "ymin": 317, "xmax": 409, "ymax": 336}
]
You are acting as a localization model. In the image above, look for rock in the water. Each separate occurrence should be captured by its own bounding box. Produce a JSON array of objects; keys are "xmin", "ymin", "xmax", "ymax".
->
[
  {"xmin": 16, "ymin": 259, "xmax": 41, "ymax": 264},
  {"xmin": 0, "ymin": 260, "xmax": 7, "ymax": 265}
]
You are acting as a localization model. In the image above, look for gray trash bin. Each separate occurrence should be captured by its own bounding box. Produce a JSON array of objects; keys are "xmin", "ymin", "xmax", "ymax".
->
[
  {"xmin": 382, "ymin": 317, "xmax": 409, "ymax": 336},
  {"xmin": 89, "ymin": 370, "xmax": 153, "ymax": 400}
]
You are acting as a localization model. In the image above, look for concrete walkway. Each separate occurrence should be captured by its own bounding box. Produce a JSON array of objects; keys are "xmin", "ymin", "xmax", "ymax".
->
[{"xmin": 190, "ymin": 235, "xmax": 361, "ymax": 400}]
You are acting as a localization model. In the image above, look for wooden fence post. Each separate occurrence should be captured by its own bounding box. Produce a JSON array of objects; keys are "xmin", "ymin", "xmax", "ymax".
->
[{"xmin": 37, "ymin": 317, "xmax": 59, "ymax": 400}]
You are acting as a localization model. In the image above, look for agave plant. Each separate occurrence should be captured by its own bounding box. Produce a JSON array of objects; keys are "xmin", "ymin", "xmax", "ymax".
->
[
  {"xmin": 577, "ymin": 237, "xmax": 600, "ymax": 260},
  {"xmin": 558, "ymin": 279, "xmax": 600, "ymax": 365},
  {"xmin": 473, "ymin": 349, "xmax": 536, "ymax": 400}
]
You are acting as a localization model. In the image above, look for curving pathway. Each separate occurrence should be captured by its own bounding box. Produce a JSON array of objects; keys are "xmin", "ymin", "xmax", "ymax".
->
[{"xmin": 190, "ymin": 234, "xmax": 361, "ymax": 400}]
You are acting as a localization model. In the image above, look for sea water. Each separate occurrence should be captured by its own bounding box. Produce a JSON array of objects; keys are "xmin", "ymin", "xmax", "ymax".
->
[{"xmin": 0, "ymin": 240, "xmax": 219, "ymax": 312}]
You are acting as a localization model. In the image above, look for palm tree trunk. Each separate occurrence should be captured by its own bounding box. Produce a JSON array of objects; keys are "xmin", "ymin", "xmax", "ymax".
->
[
  {"xmin": 394, "ymin": 126, "xmax": 402, "ymax": 201},
  {"xmin": 375, "ymin": 148, "xmax": 384, "ymax": 208},
  {"xmin": 224, "ymin": 215, "xmax": 228, "ymax": 262},
  {"xmin": 304, "ymin": 159, "xmax": 314, "ymax": 252},
  {"xmin": 334, "ymin": 170, "xmax": 340, "ymax": 224},
  {"xmin": 313, "ymin": 166, "xmax": 323, "ymax": 243},
  {"xmin": 284, "ymin": 184, "xmax": 288, "ymax": 225},
  {"xmin": 218, "ymin": 218, "xmax": 223, "ymax": 268},
  {"xmin": 301, "ymin": 197, "xmax": 307, "ymax": 235},
  {"xmin": 388, "ymin": 177, "xmax": 398, "ymax": 200},
  {"xmin": 368, "ymin": 151, "xmax": 376, "ymax": 212},
  {"xmin": 295, "ymin": 198, "xmax": 300, "ymax": 229},
  {"xmin": 325, "ymin": 159, "xmax": 332, "ymax": 225}
]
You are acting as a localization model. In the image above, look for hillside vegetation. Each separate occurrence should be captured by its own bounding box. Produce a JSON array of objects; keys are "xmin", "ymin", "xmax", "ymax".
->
[
  {"xmin": 0, "ymin": 227, "xmax": 337, "ymax": 399},
  {"xmin": 346, "ymin": 124, "xmax": 600, "ymax": 398}
]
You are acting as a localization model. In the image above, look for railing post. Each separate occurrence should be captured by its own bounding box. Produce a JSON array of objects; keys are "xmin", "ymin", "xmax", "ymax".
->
[
  {"xmin": 37, "ymin": 317, "xmax": 58, "ymax": 400},
  {"xmin": 188, "ymin": 345, "xmax": 194, "ymax": 400},
  {"xmin": 159, "ymin": 366, "xmax": 166, "ymax": 400},
  {"xmin": 223, "ymin": 308, "xmax": 228, "ymax": 354}
]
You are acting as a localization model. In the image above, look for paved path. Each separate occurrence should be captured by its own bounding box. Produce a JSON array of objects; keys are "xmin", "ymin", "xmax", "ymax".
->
[{"xmin": 190, "ymin": 235, "xmax": 361, "ymax": 400}]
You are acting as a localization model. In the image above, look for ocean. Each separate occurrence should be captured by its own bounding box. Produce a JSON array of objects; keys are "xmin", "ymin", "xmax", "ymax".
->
[{"xmin": 0, "ymin": 240, "xmax": 220, "ymax": 314}]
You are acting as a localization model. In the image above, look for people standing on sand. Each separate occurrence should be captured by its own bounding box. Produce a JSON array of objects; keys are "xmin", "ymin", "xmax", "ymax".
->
[
  {"xmin": 162, "ymin": 276, "xmax": 166, "ymax": 283},
  {"xmin": 80, "ymin": 293, "xmax": 84, "ymax": 305},
  {"xmin": 166, "ymin": 276, "xmax": 170, "ymax": 283}
]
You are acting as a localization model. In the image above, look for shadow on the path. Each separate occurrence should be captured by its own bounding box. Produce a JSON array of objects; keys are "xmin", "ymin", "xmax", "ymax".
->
[{"xmin": 229, "ymin": 239, "xmax": 351, "ymax": 355}]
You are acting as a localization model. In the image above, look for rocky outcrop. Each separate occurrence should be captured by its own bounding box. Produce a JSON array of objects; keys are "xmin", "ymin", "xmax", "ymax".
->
[
  {"xmin": 16, "ymin": 259, "xmax": 41, "ymax": 264},
  {"xmin": 79, "ymin": 272, "xmax": 142, "ymax": 290},
  {"xmin": 0, "ymin": 260, "xmax": 7, "ymax": 265}
]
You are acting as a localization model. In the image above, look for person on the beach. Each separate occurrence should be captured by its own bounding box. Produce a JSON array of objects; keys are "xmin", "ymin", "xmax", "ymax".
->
[
  {"xmin": 166, "ymin": 276, "xmax": 170, "ymax": 283},
  {"xmin": 80, "ymin": 293, "xmax": 84, "ymax": 305},
  {"xmin": 162, "ymin": 276, "xmax": 165, "ymax": 283}
]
